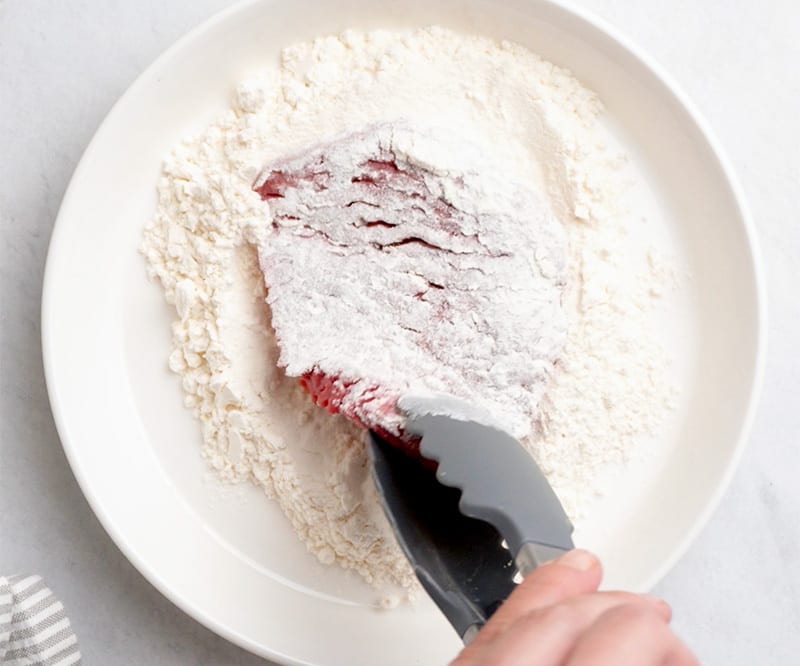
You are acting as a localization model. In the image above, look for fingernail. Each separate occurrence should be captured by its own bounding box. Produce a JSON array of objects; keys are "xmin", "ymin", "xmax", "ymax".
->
[{"xmin": 556, "ymin": 549, "xmax": 597, "ymax": 571}]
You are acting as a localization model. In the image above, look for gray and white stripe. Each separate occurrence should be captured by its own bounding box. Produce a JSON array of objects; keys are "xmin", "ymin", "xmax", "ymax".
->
[{"xmin": 1, "ymin": 575, "xmax": 81, "ymax": 665}]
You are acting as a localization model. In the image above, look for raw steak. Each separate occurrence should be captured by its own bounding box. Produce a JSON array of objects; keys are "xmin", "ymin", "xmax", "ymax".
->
[{"xmin": 253, "ymin": 123, "xmax": 567, "ymax": 451}]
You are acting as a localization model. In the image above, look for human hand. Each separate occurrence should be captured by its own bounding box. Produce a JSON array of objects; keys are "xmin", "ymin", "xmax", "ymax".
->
[{"xmin": 452, "ymin": 549, "xmax": 699, "ymax": 666}]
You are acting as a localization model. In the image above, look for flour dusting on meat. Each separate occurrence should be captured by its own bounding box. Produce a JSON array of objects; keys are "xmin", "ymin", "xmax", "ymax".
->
[{"xmin": 253, "ymin": 124, "xmax": 567, "ymax": 440}]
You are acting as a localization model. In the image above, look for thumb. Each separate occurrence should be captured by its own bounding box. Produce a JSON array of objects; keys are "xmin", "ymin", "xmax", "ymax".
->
[{"xmin": 455, "ymin": 549, "xmax": 602, "ymax": 660}]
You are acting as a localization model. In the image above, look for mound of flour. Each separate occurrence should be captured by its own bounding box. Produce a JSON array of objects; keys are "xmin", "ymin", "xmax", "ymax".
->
[{"xmin": 142, "ymin": 27, "xmax": 676, "ymax": 599}]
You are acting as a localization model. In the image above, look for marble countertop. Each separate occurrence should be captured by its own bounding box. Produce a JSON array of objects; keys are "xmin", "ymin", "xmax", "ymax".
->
[{"xmin": 2, "ymin": 1, "xmax": 798, "ymax": 663}]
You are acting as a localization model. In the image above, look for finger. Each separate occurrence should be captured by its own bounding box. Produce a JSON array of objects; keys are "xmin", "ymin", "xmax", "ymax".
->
[
  {"xmin": 566, "ymin": 604, "xmax": 700, "ymax": 666},
  {"xmin": 452, "ymin": 550, "xmax": 602, "ymax": 665},
  {"xmin": 488, "ymin": 550, "xmax": 603, "ymax": 631},
  {"xmin": 474, "ymin": 593, "xmax": 671, "ymax": 666}
]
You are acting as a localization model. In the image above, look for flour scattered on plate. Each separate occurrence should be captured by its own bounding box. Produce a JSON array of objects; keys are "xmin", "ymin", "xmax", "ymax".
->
[{"xmin": 142, "ymin": 27, "xmax": 678, "ymax": 599}]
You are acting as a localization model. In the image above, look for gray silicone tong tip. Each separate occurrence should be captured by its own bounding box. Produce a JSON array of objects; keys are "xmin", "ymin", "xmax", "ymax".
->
[
  {"xmin": 401, "ymin": 399, "xmax": 575, "ymax": 570},
  {"xmin": 368, "ymin": 396, "xmax": 575, "ymax": 643}
]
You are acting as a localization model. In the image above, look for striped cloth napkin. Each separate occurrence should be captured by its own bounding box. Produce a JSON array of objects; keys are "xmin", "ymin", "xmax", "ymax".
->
[{"xmin": 1, "ymin": 575, "xmax": 81, "ymax": 665}]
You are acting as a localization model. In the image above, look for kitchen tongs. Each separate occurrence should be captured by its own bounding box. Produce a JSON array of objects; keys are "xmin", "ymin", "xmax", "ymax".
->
[{"xmin": 367, "ymin": 398, "xmax": 574, "ymax": 643}]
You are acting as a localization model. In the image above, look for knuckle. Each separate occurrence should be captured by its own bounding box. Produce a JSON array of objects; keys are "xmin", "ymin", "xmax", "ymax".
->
[
  {"xmin": 523, "ymin": 602, "xmax": 576, "ymax": 630},
  {"xmin": 615, "ymin": 601, "xmax": 664, "ymax": 625},
  {"xmin": 598, "ymin": 591, "xmax": 646, "ymax": 605},
  {"xmin": 528, "ymin": 577, "xmax": 570, "ymax": 601},
  {"xmin": 540, "ymin": 603, "xmax": 576, "ymax": 624}
]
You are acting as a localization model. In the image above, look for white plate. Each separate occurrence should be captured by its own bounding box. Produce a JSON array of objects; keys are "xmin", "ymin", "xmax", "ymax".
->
[{"xmin": 42, "ymin": 1, "xmax": 765, "ymax": 664}]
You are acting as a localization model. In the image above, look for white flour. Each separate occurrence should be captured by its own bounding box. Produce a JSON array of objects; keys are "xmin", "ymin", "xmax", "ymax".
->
[{"xmin": 142, "ymin": 27, "xmax": 676, "ymax": 599}]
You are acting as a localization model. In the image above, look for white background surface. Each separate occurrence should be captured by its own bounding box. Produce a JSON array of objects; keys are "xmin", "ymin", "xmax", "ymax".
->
[{"xmin": 1, "ymin": 1, "xmax": 798, "ymax": 664}]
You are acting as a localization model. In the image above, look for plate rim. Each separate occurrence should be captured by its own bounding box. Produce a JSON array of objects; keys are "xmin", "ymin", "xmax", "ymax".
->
[{"xmin": 41, "ymin": 0, "xmax": 767, "ymax": 662}]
